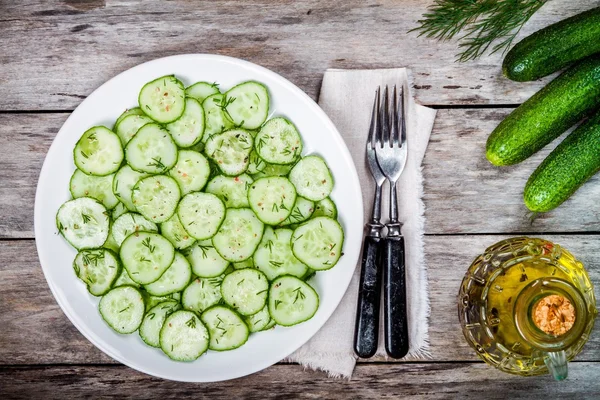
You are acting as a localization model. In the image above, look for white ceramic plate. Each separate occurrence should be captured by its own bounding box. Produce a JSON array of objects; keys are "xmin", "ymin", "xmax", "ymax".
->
[{"xmin": 35, "ymin": 54, "xmax": 363, "ymax": 382}]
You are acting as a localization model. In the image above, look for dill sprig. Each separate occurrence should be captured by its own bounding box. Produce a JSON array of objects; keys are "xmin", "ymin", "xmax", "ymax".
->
[{"xmin": 411, "ymin": 0, "xmax": 547, "ymax": 62}]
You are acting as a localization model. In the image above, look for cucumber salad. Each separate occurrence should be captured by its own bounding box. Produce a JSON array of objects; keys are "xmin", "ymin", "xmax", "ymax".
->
[{"xmin": 56, "ymin": 75, "xmax": 344, "ymax": 362}]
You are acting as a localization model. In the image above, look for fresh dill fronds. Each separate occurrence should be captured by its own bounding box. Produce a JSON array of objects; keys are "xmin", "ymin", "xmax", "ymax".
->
[{"xmin": 411, "ymin": 0, "xmax": 547, "ymax": 62}]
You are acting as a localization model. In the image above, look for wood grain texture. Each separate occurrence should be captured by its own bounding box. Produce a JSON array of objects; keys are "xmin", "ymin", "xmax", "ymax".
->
[
  {"xmin": 0, "ymin": 0, "xmax": 598, "ymax": 110},
  {"xmin": 4, "ymin": 109, "xmax": 600, "ymax": 238},
  {"xmin": 2, "ymin": 363, "xmax": 600, "ymax": 399},
  {"xmin": 2, "ymin": 236, "xmax": 598, "ymax": 365}
]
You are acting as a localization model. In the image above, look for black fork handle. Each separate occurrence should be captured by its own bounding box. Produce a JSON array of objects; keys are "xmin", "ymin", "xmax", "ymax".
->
[
  {"xmin": 353, "ymin": 235, "xmax": 383, "ymax": 358},
  {"xmin": 383, "ymin": 235, "xmax": 409, "ymax": 359}
]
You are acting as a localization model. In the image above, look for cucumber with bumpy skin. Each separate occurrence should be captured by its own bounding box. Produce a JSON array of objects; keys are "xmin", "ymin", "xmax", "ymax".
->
[
  {"xmin": 524, "ymin": 111, "xmax": 600, "ymax": 212},
  {"xmin": 503, "ymin": 8, "xmax": 600, "ymax": 82},
  {"xmin": 487, "ymin": 56, "xmax": 600, "ymax": 166},
  {"xmin": 138, "ymin": 75, "xmax": 186, "ymax": 123}
]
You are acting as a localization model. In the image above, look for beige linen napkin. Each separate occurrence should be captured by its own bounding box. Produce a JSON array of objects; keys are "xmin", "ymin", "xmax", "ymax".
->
[{"xmin": 286, "ymin": 69, "xmax": 437, "ymax": 378}]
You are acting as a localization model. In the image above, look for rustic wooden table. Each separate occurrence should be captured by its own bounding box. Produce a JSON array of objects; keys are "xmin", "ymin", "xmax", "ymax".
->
[{"xmin": 1, "ymin": 0, "xmax": 600, "ymax": 398}]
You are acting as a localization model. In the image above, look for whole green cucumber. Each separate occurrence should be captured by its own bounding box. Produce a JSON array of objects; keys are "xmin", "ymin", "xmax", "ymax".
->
[
  {"xmin": 524, "ymin": 111, "xmax": 600, "ymax": 212},
  {"xmin": 486, "ymin": 56, "xmax": 600, "ymax": 166},
  {"xmin": 503, "ymin": 7, "xmax": 600, "ymax": 82}
]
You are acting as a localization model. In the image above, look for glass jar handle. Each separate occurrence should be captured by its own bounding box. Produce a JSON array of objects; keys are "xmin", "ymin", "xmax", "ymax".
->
[{"xmin": 544, "ymin": 350, "xmax": 568, "ymax": 381}]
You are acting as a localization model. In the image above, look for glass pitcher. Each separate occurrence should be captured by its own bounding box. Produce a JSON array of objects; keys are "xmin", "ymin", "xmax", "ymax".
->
[{"xmin": 458, "ymin": 237, "xmax": 597, "ymax": 380}]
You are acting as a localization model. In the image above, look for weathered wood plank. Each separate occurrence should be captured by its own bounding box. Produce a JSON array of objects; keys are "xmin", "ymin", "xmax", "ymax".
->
[
  {"xmin": 4, "ymin": 109, "xmax": 600, "ymax": 238},
  {"xmin": 422, "ymin": 108, "xmax": 600, "ymax": 234},
  {"xmin": 2, "ymin": 363, "xmax": 600, "ymax": 399},
  {"xmin": 0, "ymin": 0, "xmax": 598, "ymax": 110},
  {"xmin": 2, "ymin": 236, "xmax": 598, "ymax": 365}
]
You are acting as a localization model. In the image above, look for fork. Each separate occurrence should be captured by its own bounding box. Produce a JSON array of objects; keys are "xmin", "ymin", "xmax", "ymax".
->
[
  {"xmin": 353, "ymin": 87, "xmax": 385, "ymax": 358},
  {"xmin": 376, "ymin": 85, "xmax": 409, "ymax": 359}
]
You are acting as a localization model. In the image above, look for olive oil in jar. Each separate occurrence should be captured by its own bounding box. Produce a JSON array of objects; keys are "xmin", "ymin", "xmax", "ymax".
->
[{"xmin": 459, "ymin": 237, "xmax": 597, "ymax": 379}]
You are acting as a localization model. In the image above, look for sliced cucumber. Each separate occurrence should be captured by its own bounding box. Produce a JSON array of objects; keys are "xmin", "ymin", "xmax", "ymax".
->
[
  {"xmin": 244, "ymin": 304, "xmax": 270, "ymax": 333},
  {"xmin": 110, "ymin": 201, "xmax": 128, "ymax": 220},
  {"xmin": 112, "ymin": 165, "xmax": 150, "ymax": 211},
  {"xmin": 159, "ymin": 310, "xmax": 209, "ymax": 361},
  {"xmin": 56, "ymin": 197, "xmax": 109, "ymax": 250},
  {"xmin": 182, "ymin": 275, "xmax": 224, "ymax": 313},
  {"xmin": 202, "ymin": 93, "xmax": 234, "ymax": 142},
  {"xmin": 114, "ymin": 107, "xmax": 145, "ymax": 130},
  {"xmin": 111, "ymin": 212, "xmax": 158, "ymax": 246},
  {"xmin": 120, "ymin": 231, "xmax": 175, "ymax": 285},
  {"xmin": 253, "ymin": 227, "xmax": 308, "ymax": 280},
  {"xmin": 113, "ymin": 267, "xmax": 140, "ymax": 288},
  {"xmin": 125, "ymin": 123, "xmax": 178, "ymax": 174},
  {"xmin": 160, "ymin": 214, "xmax": 195, "ymax": 250},
  {"xmin": 201, "ymin": 305, "xmax": 249, "ymax": 351},
  {"xmin": 143, "ymin": 252, "xmax": 192, "ymax": 296},
  {"xmin": 212, "ymin": 208, "xmax": 264, "ymax": 262},
  {"xmin": 177, "ymin": 192, "xmax": 225, "ymax": 240},
  {"xmin": 205, "ymin": 174, "xmax": 253, "ymax": 208},
  {"xmin": 73, "ymin": 248, "xmax": 121, "ymax": 296},
  {"xmin": 220, "ymin": 268, "xmax": 268, "ymax": 316},
  {"xmin": 168, "ymin": 150, "xmax": 210, "ymax": 195},
  {"xmin": 74, "ymin": 126, "xmax": 123, "ymax": 176},
  {"xmin": 70, "ymin": 169, "xmax": 119, "ymax": 210},
  {"xmin": 313, "ymin": 197, "xmax": 337, "ymax": 219},
  {"xmin": 138, "ymin": 75, "xmax": 186, "ymax": 124},
  {"xmin": 103, "ymin": 229, "xmax": 120, "ymax": 253},
  {"xmin": 263, "ymin": 318, "xmax": 276, "ymax": 331},
  {"xmin": 139, "ymin": 300, "xmax": 181, "ymax": 348},
  {"xmin": 291, "ymin": 217, "xmax": 344, "ymax": 270},
  {"xmin": 132, "ymin": 175, "xmax": 181, "ymax": 223},
  {"xmin": 115, "ymin": 113, "xmax": 154, "ymax": 146},
  {"xmin": 262, "ymin": 162, "xmax": 295, "ymax": 177},
  {"xmin": 268, "ymin": 275, "xmax": 319, "ymax": 326},
  {"xmin": 248, "ymin": 177, "xmax": 296, "ymax": 225},
  {"xmin": 255, "ymin": 117, "xmax": 302, "ymax": 164},
  {"xmin": 143, "ymin": 291, "xmax": 181, "ymax": 311},
  {"xmin": 288, "ymin": 155, "xmax": 333, "ymax": 201},
  {"xmin": 204, "ymin": 129, "xmax": 254, "ymax": 176},
  {"xmin": 278, "ymin": 196, "xmax": 314, "ymax": 226},
  {"xmin": 247, "ymin": 150, "xmax": 267, "ymax": 174},
  {"xmin": 186, "ymin": 81, "xmax": 220, "ymax": 103},
  {"xmin": 186, "ymin": 239, "xmax": 230, "ymax": 278},
  {"xmin": 99, "ymin": 286, "xmax": 145, "ymax": 334},
  {"xmin": 233, "ymin": 258, "xmax": 254, "ymax": 270},
  {"xmin": 224, "ymin": 81, "xmax": 270, "ymax": 130},
  {"xmin": 166, "ymin": 97, "xmax": 205, "ymax": 147}
]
